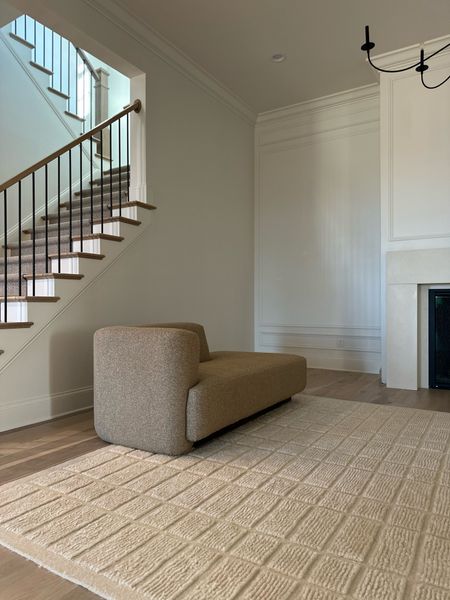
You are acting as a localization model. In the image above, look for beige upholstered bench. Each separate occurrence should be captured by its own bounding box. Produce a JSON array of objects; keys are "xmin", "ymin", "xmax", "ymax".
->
[{"xmin": 94, "ymin": 323, "xmax": 307, "ymax": 455}]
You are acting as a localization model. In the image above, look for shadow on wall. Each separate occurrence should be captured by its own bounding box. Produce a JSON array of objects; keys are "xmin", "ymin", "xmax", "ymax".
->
[{"xmin": 49, "ymin": 328, "xmax": 94, "ymax": 416}]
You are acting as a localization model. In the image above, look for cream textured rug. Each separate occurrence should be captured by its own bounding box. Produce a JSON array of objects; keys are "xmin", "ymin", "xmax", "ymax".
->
[{"xmin": 1, "ymin": 396, "xmax": 450, "ymax": 600}]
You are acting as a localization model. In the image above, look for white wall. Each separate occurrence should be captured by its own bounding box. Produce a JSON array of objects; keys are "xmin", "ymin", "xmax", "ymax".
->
[
  {"xmin": 378, "ymin": 38, "xmax": 450, "ymax": 387},
  {"xmin": 0, "ymin": 29, "xmax": 80, "ymax": 184},
  {"xmin": 0, "ymin": 0, "xmax": 255, "ymax": 428},
  {"xmin": 255, "ymin": 85, "xmax": 381, "ymax": 373}
]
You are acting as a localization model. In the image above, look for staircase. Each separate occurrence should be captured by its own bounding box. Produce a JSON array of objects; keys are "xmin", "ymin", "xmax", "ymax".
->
[
  {"xmin": 0, "ymin": 100, "xmax": 155, "ymax": 361},
  {"xmin": 5, "ymin": 14, "xmax": 101, "ymax": 133}
]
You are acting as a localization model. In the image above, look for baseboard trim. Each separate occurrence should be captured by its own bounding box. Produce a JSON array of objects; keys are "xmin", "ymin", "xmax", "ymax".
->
[
  {"xmin": 257, "ymin": 344, "xmax": 381, "ymax": 374},
  {"xmin": 0, "ymin": 386, "xmax": 93, "ymax": 432}
]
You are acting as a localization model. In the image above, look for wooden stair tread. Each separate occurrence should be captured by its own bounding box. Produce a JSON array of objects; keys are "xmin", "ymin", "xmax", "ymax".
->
[
  {"xmin": 47, "ymin": 86, "xmax": 69, "ymax": 100},
  {"xmin": 4, "ymin": 233, "xmax": 123, "ymax": 250},
  {"xmin": 24, "ymin": 273, "xmax": 84, "ymax": 280},
  {"xmin": 23, "ymin": 215, "xmax": 140, "ymax": 235},
  {"xmin": 124, "ymin": 201, "xmax": 156, "ymax": 211},
  {"xmin": 47, "ymin": 252, "xmax": 105, "ymax": 260},
  {"xmin": 48, "ymin": 201, "xmax": 155, "ymax": 219},
  {"xmin": 9, "ymin": 32, "xmax": 35, "ymax": 49},
  {"xmin": 64, "ymin": 110, "xmax": 84, "ymax": 122},
  {"xmin": 72, "ymin": 233, "xmax": 124, "ymax": 242},
  {"xmin": 0, "ymin": 273, "xmax": 84, "ymax": 281},
  {"xmin": 0, "ymin": 296, "xmax": 60, "ymax": 302},
  {"xmin": 30, "ymin": 61, "xmax": 52, "ymax": 75},
  {"xmin": 0, "ymin": 322, "xmax": 33, "ymax": 329},
  {"xmin": 94, "ymin": 216, "xmax": 141, "ymax": 226}
]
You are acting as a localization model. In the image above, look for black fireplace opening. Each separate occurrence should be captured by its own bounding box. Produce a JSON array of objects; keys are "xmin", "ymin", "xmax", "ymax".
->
[{"xmin": 429, "ymin": 289, "xmax": 450, "ymax": 389}]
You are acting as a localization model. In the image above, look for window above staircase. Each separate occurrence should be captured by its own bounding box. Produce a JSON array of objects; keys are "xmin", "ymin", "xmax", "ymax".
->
[{"xmin": 6, "ymin": 14, "xmax": 131, "ymax": 136}]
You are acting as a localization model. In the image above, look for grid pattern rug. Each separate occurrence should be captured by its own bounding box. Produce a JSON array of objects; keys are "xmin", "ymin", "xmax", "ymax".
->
[{"xmin": 1, "ymin": 395, "xmax": 450, "ymax": 600}]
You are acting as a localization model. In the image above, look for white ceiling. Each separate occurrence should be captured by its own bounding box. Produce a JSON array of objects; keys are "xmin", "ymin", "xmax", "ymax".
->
[{"xmin": 117, "ymin": 0, "xmax": 450, "ymax": 113}]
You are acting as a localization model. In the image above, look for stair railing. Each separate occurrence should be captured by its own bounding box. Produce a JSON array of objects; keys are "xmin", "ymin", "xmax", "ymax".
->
[
  {"xmin": 0, "ymin": 99, "xmax": 141, "ymax": 323},
  {"xmin": 11, "ymin": 14, "xmax": 100, "ymax": 132}
]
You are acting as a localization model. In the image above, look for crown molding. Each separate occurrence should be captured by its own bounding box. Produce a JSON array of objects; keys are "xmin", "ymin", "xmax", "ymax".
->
[
  {"xmin": 80, "ymin": 0, "xmax": 256, "ymax": 124},
  {"xmin": 372, "ymin": 34, "xmax": 450, "ymax": 70},
  {"xmin": 256, "ymin": 83, "xmax": 379, "ymax": 126}
]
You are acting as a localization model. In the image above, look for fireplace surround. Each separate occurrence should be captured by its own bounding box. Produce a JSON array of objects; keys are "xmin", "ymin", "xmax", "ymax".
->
[{"xmin": 386, "ymin": 247, "xmax": 450, "ymax": 389}]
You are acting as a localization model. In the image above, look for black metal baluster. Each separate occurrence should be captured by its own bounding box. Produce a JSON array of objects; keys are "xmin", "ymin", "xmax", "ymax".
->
[
  {"xmin": 66, "ymin": 39, "xmax": 70, "ymax": 96},
  {"xmin": 109, "ymin": 124, "xmax": 113, "ymax": 216},
  {"xmin": 68, "ymin": 42, "xmax": 71, "ymax": 105},
  {"xmin": 126, "ymin": 113, "xmax": 130, "ymax": 210},
  {"xmin": 79, "ymin": 143, "xmax": 83, "ymax": 251},
  {"xmin": 69, "ymin": 150, "xmax": 72, "ymax": 252},
  {"xmin": 24, "ymin": 15, "xmax": 27, "ymax": 42},
  {"xmin": 51, "ymin": 31, "xmax": 54, "ymax": 88},
  {"xmin": 75, "ymin": 52, "xmax": 78, "ymax": 117},
  {"xmin": 83, "ymin": 59, "xmax": 86, "ymax": 133},
  {"xmin": 90, "ymin": 137, "xmax": 94, "ymax": 234},
  {"xmin": 43, "ymin": 25, "xmax": 46, "ymax": 69},
  {"xmin": 18, "ymin": 181, "xmax": 22, "ymax": 296},
  {"xmin": 33, "ymin": 18, "xmax": 36, "ymax": 62},
  {"xmin": 57, "ymin": 156, "xmax": 61, "ymax": 273},
  {"xmin": 3, "ymin": 190, "xmax": 7, "ymax": 322},
  {"xmin": 59, "ymin": 35, "xmax": 62, "ymax": 92},
  {"xmin": 100, "ymin": 129, "xmax": 104, "ymax": 233},
  {"xmin": 118, "ymin": 117, "xmax": 122, "ymax": 214},
  {"xmin": 14, "ymin": 17, "xmax": 17, "ymax": 36},
  {"xmin": 45, "ymin": 164, "xmax": 49, "ymax": 272},
  {"xmin": 32, "ymin": 172, "xmax": 36, "ymax": 297},
  {"xmin": 90, "ymin": 75, "xmax": 93, "ymax": 130}
]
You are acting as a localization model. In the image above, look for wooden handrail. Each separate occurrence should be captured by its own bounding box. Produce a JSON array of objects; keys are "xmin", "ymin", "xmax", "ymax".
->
[
  {"xmin": 0, "ymin": 99, "xmax": 141, "ymax": 193},
  {"xmin": 75, "ymin": 47, "xmax": 100, "ymax": 82}
]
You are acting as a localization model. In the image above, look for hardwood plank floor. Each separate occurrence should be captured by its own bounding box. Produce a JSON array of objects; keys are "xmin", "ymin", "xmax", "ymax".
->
[
  {"xmin": 306, "ymin": 368, "xmax": 450, "ymax": 411},
  {"xmin": 1, "ymin": 368, "xmax": 450, "ymax": 599}
]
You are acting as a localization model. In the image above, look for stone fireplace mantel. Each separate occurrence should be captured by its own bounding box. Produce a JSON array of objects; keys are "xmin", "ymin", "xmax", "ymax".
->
[{"xmin": 386, "ymin": 247, "xmax": 450, "ymax": 390}]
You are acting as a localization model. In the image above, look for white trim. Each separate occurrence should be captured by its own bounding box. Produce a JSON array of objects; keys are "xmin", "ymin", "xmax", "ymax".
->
[
  {"xmin": 0, "ymin": 386, "xmax": 92, "ymax": 431},
  {"xmin": 78, "ymin": 0, "xmax": 256, "ymax": 124},
  {"xmin": 257, "ymin": 84, "xmax": 380, "ymax": 125},
  {"xmin": 382, "ymin": 68, "xmax": 450, "ymax": 245},
  {"xmin": 372, "ymin": 34, "xmax": 450, "ymax": 70}
]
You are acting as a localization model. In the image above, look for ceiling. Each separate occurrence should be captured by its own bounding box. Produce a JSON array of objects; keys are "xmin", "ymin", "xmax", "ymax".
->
[{"xmin": 116, "ymin": 0, "xmax": 450, "ymax": 113}]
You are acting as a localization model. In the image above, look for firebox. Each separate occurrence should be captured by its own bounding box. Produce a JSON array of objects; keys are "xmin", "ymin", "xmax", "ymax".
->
[{"xmin": 429, "ymin": 289, "xmax": 450, "ymax": 389}]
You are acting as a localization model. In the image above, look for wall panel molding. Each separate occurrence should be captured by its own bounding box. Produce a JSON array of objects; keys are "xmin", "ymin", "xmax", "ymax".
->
[{"xmin": 255, "ymin": 85, "xmax": 381, "ymax": 374}]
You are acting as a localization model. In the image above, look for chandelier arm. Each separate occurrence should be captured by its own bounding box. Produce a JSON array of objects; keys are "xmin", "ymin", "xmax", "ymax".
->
[
  {"xmin": 420, "ymin": 69, "xmax": 450, "ymax": 89},
  {"xmin": 366, "ymin": 51, "xmax": 422, "ymax": 74}
]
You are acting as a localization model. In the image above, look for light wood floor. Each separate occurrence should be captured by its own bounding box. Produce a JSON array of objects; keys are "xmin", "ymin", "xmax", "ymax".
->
[{"xmin": 1, "ymin": 368, "xmax": 450, "ymax": 599}]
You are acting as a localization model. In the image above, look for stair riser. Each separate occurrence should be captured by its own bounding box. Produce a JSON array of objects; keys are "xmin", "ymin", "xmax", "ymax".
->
[
  {"xmin": 27, "ymin": 222, "xmax": 100, "ymax": 240},
  {"xmin": 1, "ymin": 302, "xmax": 28, "ymax": 322},
  {"xmin": 46, "ymin": 207, "xmax": 107, "ymax": 226},
  {"xmin": 3, "ymin": 279, "xmax": 61, "ymax": 295},
  {"xmin": 48, "ymin": 205, "xmax": 137, "ymax": 226},
  {"xmin": 1, "ymin": 254, "xmax": 96, "ymax": 277},
  {"xmin": 91, "ymin": 173, "xmax": 130, "ymax": 187},
  {"xmin": 75, "ymin": 185, "xmax": 129, "ymax": 198},
  {"xmin": 1, "ymin": 258, "xmax": 49, "ymax": 275},
  {"xmin": 8, "ymin": 240, "xmax": 71, "ymax": 258}
]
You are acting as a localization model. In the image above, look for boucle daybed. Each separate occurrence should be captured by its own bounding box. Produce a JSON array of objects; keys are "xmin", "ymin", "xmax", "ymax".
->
[{"xmin": 94, "ymin": 323, "xmax": 307, "ymax": 455}]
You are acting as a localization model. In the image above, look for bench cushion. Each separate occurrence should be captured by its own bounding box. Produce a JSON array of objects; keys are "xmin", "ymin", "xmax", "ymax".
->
[
  {"xmin": 186, "ymin": 351, "xmax": 307, "ymax": 441},
  {"xmin": 139, "ymin": 322, "xmax": 210, "ymax": 362}
]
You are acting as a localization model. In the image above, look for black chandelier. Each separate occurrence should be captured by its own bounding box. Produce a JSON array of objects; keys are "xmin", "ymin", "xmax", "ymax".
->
[{"xmin": 361, "ymin": 25, "xmax": 450, "ymax": 89}]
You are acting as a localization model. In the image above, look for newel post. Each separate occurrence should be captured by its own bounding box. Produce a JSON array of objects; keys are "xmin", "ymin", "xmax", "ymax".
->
[{"xmin": 95, "ymin": 67, "xmax": 110, "ymax": 159}]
